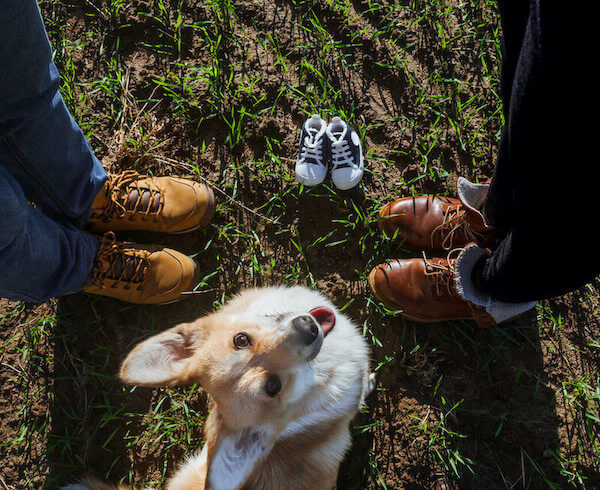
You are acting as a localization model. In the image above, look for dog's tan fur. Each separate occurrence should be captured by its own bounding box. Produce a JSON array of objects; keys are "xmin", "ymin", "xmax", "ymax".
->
[{"xmin": 66, "ymin": 286, "xmax": 371, "ymax": 490}]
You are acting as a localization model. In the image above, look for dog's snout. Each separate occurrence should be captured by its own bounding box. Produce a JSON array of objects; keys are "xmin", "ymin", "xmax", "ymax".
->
[{"xmin": 291, "ymin": 315, "xmax": 319, "ymax": 345}]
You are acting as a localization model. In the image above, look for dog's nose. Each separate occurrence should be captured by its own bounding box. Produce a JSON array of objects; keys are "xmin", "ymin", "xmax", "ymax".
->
[{"xmin": 291, "ymin": 315, "xmax": 320, "ymax": 345}]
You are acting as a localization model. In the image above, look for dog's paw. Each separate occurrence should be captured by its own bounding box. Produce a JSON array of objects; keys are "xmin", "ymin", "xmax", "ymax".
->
[
  {"xmin": 367, "ymin": 372, "xmax": 377, "ymax": 394},
  {"xmin": 361, "ymin": 372, "xmax": 376, "ymax": 403}
]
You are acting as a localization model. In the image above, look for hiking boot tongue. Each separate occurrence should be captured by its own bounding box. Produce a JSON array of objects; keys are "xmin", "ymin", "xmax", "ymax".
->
[
  {"xmin": 109, "ymin": 253, "xmax": 147, "ymax": 283},
  {"xmin": 309, "ymin": 307, "xmax": 336, "ymax": 336},
  {"xmin": 120, "ymin": 188, "xmax": 161, "ymax": 213}
]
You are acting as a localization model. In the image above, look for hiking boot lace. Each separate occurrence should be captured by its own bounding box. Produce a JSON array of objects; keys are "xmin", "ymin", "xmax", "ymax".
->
[
  {"xmin": 422, "ymin": 249, "xmax": 462, "ymax": 297},
  {"xmin": 90, "ymin": 232, "xmax": 149, "ymax": 290},
  {"xmin": 431, "ymin": 204, "xmax": 484, "ymax": 250},
  {"xmin": 95, "ymin": 170, "xmax": 164, "ymax": 222}
]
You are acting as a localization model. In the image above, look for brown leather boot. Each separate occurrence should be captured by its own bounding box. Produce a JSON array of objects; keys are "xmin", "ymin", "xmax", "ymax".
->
[
  {"xmin": 88, "ymin": 171, "xmax": 215, "ymax": 234},
  {"xmin": 377, "ymin": 178, "xmax": 495, "ymax": 250},
  {"xmin": 368, "ymin": 243, "xmax": 537, "ymax": 327},
  {"xmin": 368, "ymin": 250, "xmax": 496, "ymax": 327},
  {"xmin": 83, "ymin": 233, "xmax": 200, "ymax": 304}
]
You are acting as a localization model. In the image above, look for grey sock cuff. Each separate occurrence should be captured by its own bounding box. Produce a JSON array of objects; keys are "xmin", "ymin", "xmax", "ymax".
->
[
  {"xmin": 454, "ymin": 243, "xmax": 537, "ymax": 324},
  {"xmin": 457, "ymin": 177, "xmax": 489, "ymax": 213}
]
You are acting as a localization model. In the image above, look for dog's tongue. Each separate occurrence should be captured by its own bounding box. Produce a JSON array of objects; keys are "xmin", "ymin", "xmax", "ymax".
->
[{"xmin": 310, "ymin": 307, "xmax": 336, "ymax": 337}]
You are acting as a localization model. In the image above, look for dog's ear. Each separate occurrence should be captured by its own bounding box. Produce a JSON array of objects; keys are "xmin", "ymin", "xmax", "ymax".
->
[
  {"xmin": 119, "ymin": 321, "xmax": 204, "ymax": 387},
  {"xmin": 205, "ymin": 425, "xmax": 276, "ymax": 490}
]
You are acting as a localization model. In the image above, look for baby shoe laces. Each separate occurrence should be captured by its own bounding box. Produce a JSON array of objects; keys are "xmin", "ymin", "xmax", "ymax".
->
[
  {"xmin": 331, "ymin": 139, "xmax": 354, "ymax": 169},
  {"xmin": 300, "ymin": 136, "xmax": 324, "ymax": 165}
]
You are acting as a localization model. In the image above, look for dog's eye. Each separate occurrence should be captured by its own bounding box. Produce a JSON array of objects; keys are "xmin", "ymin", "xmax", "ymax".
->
[
  {"xmin": 233, "ymin": 333, "xmax": 251, "ymax": 349},
  {"xmin": 265, "ymin": 375, "xmax": 281, "ymax": 397}
]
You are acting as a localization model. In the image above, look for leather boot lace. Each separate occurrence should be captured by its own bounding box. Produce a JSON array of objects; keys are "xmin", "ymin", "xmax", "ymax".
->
[
  {"xmin": 90, "ymin": 232, "xmax": 149, "ymax": 290},
  {"xmin": 422, "ymin": 249, "xmax": 462, "ymax": 297},
  {"xmin": 431, "ymin": 205, "xmax": 484, "ymax": 250},
  {"xmin": 94, "ymin": 170, "xmax": 164, "ymax": 222}
]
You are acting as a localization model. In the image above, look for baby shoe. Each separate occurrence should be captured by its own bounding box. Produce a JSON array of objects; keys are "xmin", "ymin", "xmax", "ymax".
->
[
  {"xmin": 326, "ymin": 116, "xmax": 364, "ymax": 190},
  {"xmin": 295, "ymin": 114, "xmax": 329, "ymax": 186}
]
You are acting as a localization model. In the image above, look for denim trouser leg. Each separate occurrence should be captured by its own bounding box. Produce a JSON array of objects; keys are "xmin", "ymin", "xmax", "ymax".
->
[
  {"xmin": 0, "ymin": 0, "xmax": 106, "ymax": 301},
  {"xmin": 0, "ymin": 166, "xmax": 99, "ymax": 302},
  {"xmin": 0, "ymin": 0, "xmax": 107, "ymax": 223}
]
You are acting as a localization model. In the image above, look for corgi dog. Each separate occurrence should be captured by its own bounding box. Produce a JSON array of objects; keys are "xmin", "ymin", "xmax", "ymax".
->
[{"xmin": 89, "ymin": 286, "xmax": 372, "ymax": 490}]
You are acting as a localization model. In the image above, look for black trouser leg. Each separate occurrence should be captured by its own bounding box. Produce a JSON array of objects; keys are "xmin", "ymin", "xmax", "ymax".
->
[{"xmin": 477, "ymin": 0, "xmax": 600, "ymax": 303}]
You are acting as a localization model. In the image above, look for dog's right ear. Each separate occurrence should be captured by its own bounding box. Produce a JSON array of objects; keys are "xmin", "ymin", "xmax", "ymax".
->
[{"xmin": 119, "ymin": 321, "xmax": 203, "ymax": 387}]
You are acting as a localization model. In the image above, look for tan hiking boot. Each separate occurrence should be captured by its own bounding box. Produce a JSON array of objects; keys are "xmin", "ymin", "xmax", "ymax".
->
[
  {"xmin": 88, "ymin": 171, "xmax": 216, "ymax": 234},
  {"xmin": 83, "ymin": 232, "xmax": 200, "ymax": 304}
]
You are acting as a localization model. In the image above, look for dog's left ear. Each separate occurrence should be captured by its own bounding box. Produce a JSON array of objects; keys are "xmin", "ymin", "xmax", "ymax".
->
[
  {"xmin": 205, "ymin": 425, "xmax": 276, "ymax": 490},
  {"xmin": 119, "ymin": 321, "xmax": 203, "ymax": 387}
]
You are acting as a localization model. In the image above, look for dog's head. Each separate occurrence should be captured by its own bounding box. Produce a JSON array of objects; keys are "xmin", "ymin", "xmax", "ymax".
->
[{"xmin": 119, "ymin": 287, "xmax": 340, "ymax": 488}]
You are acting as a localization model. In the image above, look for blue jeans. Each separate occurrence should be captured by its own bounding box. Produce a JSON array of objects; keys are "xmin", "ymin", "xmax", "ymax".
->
[{"xmin": 0, "ymin": 0, "xmax": 106, "ymax": 302}]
